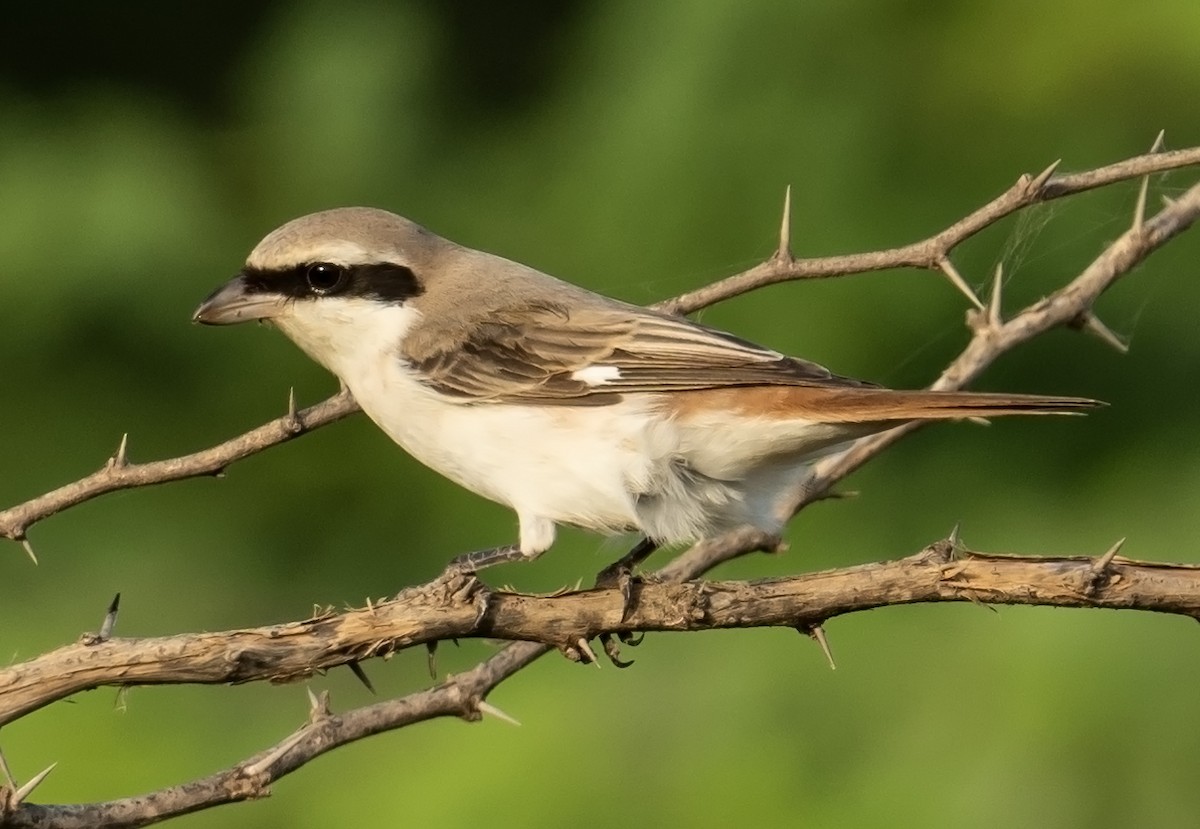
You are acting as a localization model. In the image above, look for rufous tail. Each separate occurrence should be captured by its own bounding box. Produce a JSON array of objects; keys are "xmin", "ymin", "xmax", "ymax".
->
[{"xmin": 795, "ymin": 388, "xmax": 1102, "ymax": 422}]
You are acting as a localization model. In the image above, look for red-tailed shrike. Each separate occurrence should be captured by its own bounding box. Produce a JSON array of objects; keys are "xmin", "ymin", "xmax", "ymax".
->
[{"xmin": 194, "ymin": 208, "xmax": 1098, "ymax": 575}]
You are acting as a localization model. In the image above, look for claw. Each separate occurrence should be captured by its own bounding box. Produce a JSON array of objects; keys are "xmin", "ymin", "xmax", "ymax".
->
[{"xmin": 599, "ymin": 633, "xmax": 636, "ymax": 668}]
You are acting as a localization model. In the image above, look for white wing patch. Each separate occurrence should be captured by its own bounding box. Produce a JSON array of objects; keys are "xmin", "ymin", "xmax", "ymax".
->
[{"xmin": 571, "ymin": 365, "xmax": 623, "ymax": 386}]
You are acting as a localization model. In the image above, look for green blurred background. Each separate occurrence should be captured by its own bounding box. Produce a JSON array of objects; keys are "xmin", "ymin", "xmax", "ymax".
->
[{"xmin": 2, "ymin": 1, "xmax": 1199, "ymax": 826}]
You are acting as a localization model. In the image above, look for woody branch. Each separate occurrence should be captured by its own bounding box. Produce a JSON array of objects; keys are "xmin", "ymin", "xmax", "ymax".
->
[
  {"xmin": 4, "ymin": 538, "xmax": 1200, "ymax": 730},
  {"xmin": 2, "ymin": 140, "xmax": 1199, "ymax": 827}
]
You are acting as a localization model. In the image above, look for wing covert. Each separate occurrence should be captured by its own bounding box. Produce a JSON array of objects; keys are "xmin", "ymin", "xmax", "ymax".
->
[{"xmin": 407, "ymin": 303, "xmax": 868, "ymax": 405}]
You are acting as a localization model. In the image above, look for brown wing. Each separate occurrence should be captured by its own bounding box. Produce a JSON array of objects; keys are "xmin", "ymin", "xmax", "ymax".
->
[{"xmin": 407, "ymin": 301, "xmax": 871, "ymax": 405}]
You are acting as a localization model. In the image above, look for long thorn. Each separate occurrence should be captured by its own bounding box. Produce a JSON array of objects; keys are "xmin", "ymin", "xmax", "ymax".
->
[
  {"xmin": 1149, "ymin": 129, "xmax": 1166, "ymax": 154},
  {"xmin": 1093, "ymin": 538, "xmax": 1126, "ymax": 574},
  {"xmin": 98, "ymin": 593, "xmax": 121, "ymax": 642},
  {"xmin": 1133, "ymin": 172, "xmax": 1150, "ymax": 233},
  {"xmin": 426, "ymin": 642, "xmax": 439, "ymax": 680},
  {"xmin": 0, "ymin": 747, "xmax": 15, "ymax": 788},
  {"xmin": 284, "ymin": 387, "xmax": 302, "ymax": 433},
  {"xmin": 347, "ymin": 660, "xmax": 376, "ymax": 694},
  {"xmin": 12, "ymin": 762, "xmax": 57, "ymax": 806},
  {"xmin": 948, "ymin": 522, "xmax": 963, "ymax": 553},
  {"xmin": 1029, "ymin": 158, "xmax": 1062, "ymax": 193},
  {"xmin": 477, "ymin": 700, "xmax": 522, "ymax": 727},
  {"xmin": 775, "ymin": 185, "xmax": 794, "ymax": 262},
  {"xmin": 1079, "ymin": 312, "xmax": 1129, "ymax": 354},
  {"xmin": 804, "ymin": 624, "xmax": 836, "ymax": 670},
  {"xmin": 19, "ymin": 537, "xmax": 37, "ymax": 566},
  {"xmin": 576, "ymin": 637, "xmax": 600, "ymax": 667},
  {"xmin": 112, "ymin": 433, "xmax": 129, "ymax": 468},
  {"xmin": 937, "ymin": 257, "xmax": 984, "ymax": 309},
  {"xmin": 1133, "ymin": 131, "xmax": 1167, "ymax": 233},
  {"xmin": 988, "ymin": 263, "xmax": 1004, "ymax": 328}
]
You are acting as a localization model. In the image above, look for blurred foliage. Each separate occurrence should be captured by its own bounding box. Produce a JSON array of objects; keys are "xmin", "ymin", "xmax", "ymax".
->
[{"xmin": 2, "ymin": 1, "xmax": 1199, "ymax": 827}]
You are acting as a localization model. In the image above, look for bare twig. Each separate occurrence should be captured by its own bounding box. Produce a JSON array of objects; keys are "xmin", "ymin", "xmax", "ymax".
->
[
  {"xmin": 657, "ymin": 146, "xmax": 1200, "ymax": 315},
  {"xmin": 2, "ymin": 145, "xmax": 1200, "ymax": 827},
  {"xmin": 0, "ymin": 390, "xmax": 360, "ymax": 544}
]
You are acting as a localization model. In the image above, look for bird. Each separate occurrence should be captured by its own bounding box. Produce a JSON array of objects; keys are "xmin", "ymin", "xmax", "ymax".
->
[{"xmin": 194, "ymin": 207, "xmax": 1099, "ymax": 578}]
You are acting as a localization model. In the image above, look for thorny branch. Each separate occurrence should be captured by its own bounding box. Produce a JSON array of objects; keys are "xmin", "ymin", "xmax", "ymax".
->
[
  {"xmin": 2, "ymin": 143, "xmax": 1200, "ymax": 827},
  {"xmin": 3, "ymin": 143, "xmax": 1198, "ymax": 549},
  {"xmin": 0, "ymin": 391, "xmax": 361, "ymax": 552},
  {"xmin": 659, "ymin": 142, "xmax": 1200, "ymax": 314},
  {"xmin": 5, "ymin": 539, "xmax": 1200, "ymax": 730}
]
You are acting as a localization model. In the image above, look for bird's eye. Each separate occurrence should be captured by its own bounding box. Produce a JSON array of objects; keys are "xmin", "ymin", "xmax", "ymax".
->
[{"xmin": 305, "ymin": 263, "xmax": 347, "ymax": 295}]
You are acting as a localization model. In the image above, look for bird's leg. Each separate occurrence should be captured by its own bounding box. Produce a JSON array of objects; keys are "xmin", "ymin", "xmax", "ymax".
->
[
  {"xmin": 445, "ymin": 544, "xmax": 530, "ymax": 573},
  {"xmin": 424, "ymin": 545, "xmax": 538, "ymax": 629},
  {"xmin": 595, "ymin": 537, "xmax": 659, "ymax": 620},
  {"xmin": 593, "ymin": 537, "xmax": 658, "ymax": 666}
]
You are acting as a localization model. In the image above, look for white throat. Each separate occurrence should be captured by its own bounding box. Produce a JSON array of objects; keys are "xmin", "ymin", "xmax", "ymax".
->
[{"xmin": 273, "ymin": 297, "xmax": 421, "ymax": 384}]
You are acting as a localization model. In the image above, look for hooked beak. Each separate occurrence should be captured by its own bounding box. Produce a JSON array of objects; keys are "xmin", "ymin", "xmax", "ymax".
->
[{"xmin": 193, "ymin": 275, "xmax": 286, "ymax": 325}]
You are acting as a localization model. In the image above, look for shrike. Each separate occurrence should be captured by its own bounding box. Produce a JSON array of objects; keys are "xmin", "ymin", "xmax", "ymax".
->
[{"xmin": 195, "ymin": 207, "xmax": 1097, "ymax": 575}]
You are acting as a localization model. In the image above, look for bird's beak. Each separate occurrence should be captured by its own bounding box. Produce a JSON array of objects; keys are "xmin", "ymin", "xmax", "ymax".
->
[{"xmin": 193, "ymin": 275, "xmax": 286, "ymax": 325}]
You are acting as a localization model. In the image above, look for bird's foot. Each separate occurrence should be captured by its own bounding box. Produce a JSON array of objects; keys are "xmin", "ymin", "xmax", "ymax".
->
[
  {"xmin": 594, "ymin": 537, "xmax": 659, "ymax": 622},
  {"xmin": 433, "ymin": 559, "xmax": 489, "ymax": 603},
  {"xmin": 400, "ymin": 544, "xmax": 535, "ymax": 632},
  {"xmin": 594, "ymin": 558, "xmax": 642, "ymax": 618},
  {"xmin": 597, "ymin": 630, "xmax": 645, "ymax": 668},
  {"xmin": 425, "ymin": 564, "xmax": 492, "ymax": 629},
  {"xmin": 592, "ymin": 557, "xmax": 651, "ymax": 667},
  {"xmin": 410, "ymin": 549, "xmax": 519, "ymax": 630},
  {"xmin": 556, "ymin": 631, "xmax": 643, "ymax": 668},
  {"xmin": 589, "ymin": 537, "xmax": 659, "ymax": 667}
]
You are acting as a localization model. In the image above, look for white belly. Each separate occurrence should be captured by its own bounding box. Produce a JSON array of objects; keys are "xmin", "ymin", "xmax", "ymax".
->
[
  {"xmin": 354, "ymin": 350, "xmax": 652, "ymax": 515},
  {"xmin": 348, "ymin": 355, "xmax": 771, "ymax": 547}
]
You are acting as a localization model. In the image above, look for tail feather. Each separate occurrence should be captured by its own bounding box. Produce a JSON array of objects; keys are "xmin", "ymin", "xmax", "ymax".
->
[
  {"xmin": 799, "ymin": 389, "xmax": 1103, "ymax": 423},
  {"xmin": 666, "ymin": 385, "xmax": 1102, "ymax": 422},
  {"xmin": 665, "ymin": 386, "xmax": 1101, "ymax": 479}
]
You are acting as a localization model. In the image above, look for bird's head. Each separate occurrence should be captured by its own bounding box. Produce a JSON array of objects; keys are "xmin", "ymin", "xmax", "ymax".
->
[{"xmin": 193, "ymin": 207, "xmax": 446, "ymax": 372}]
